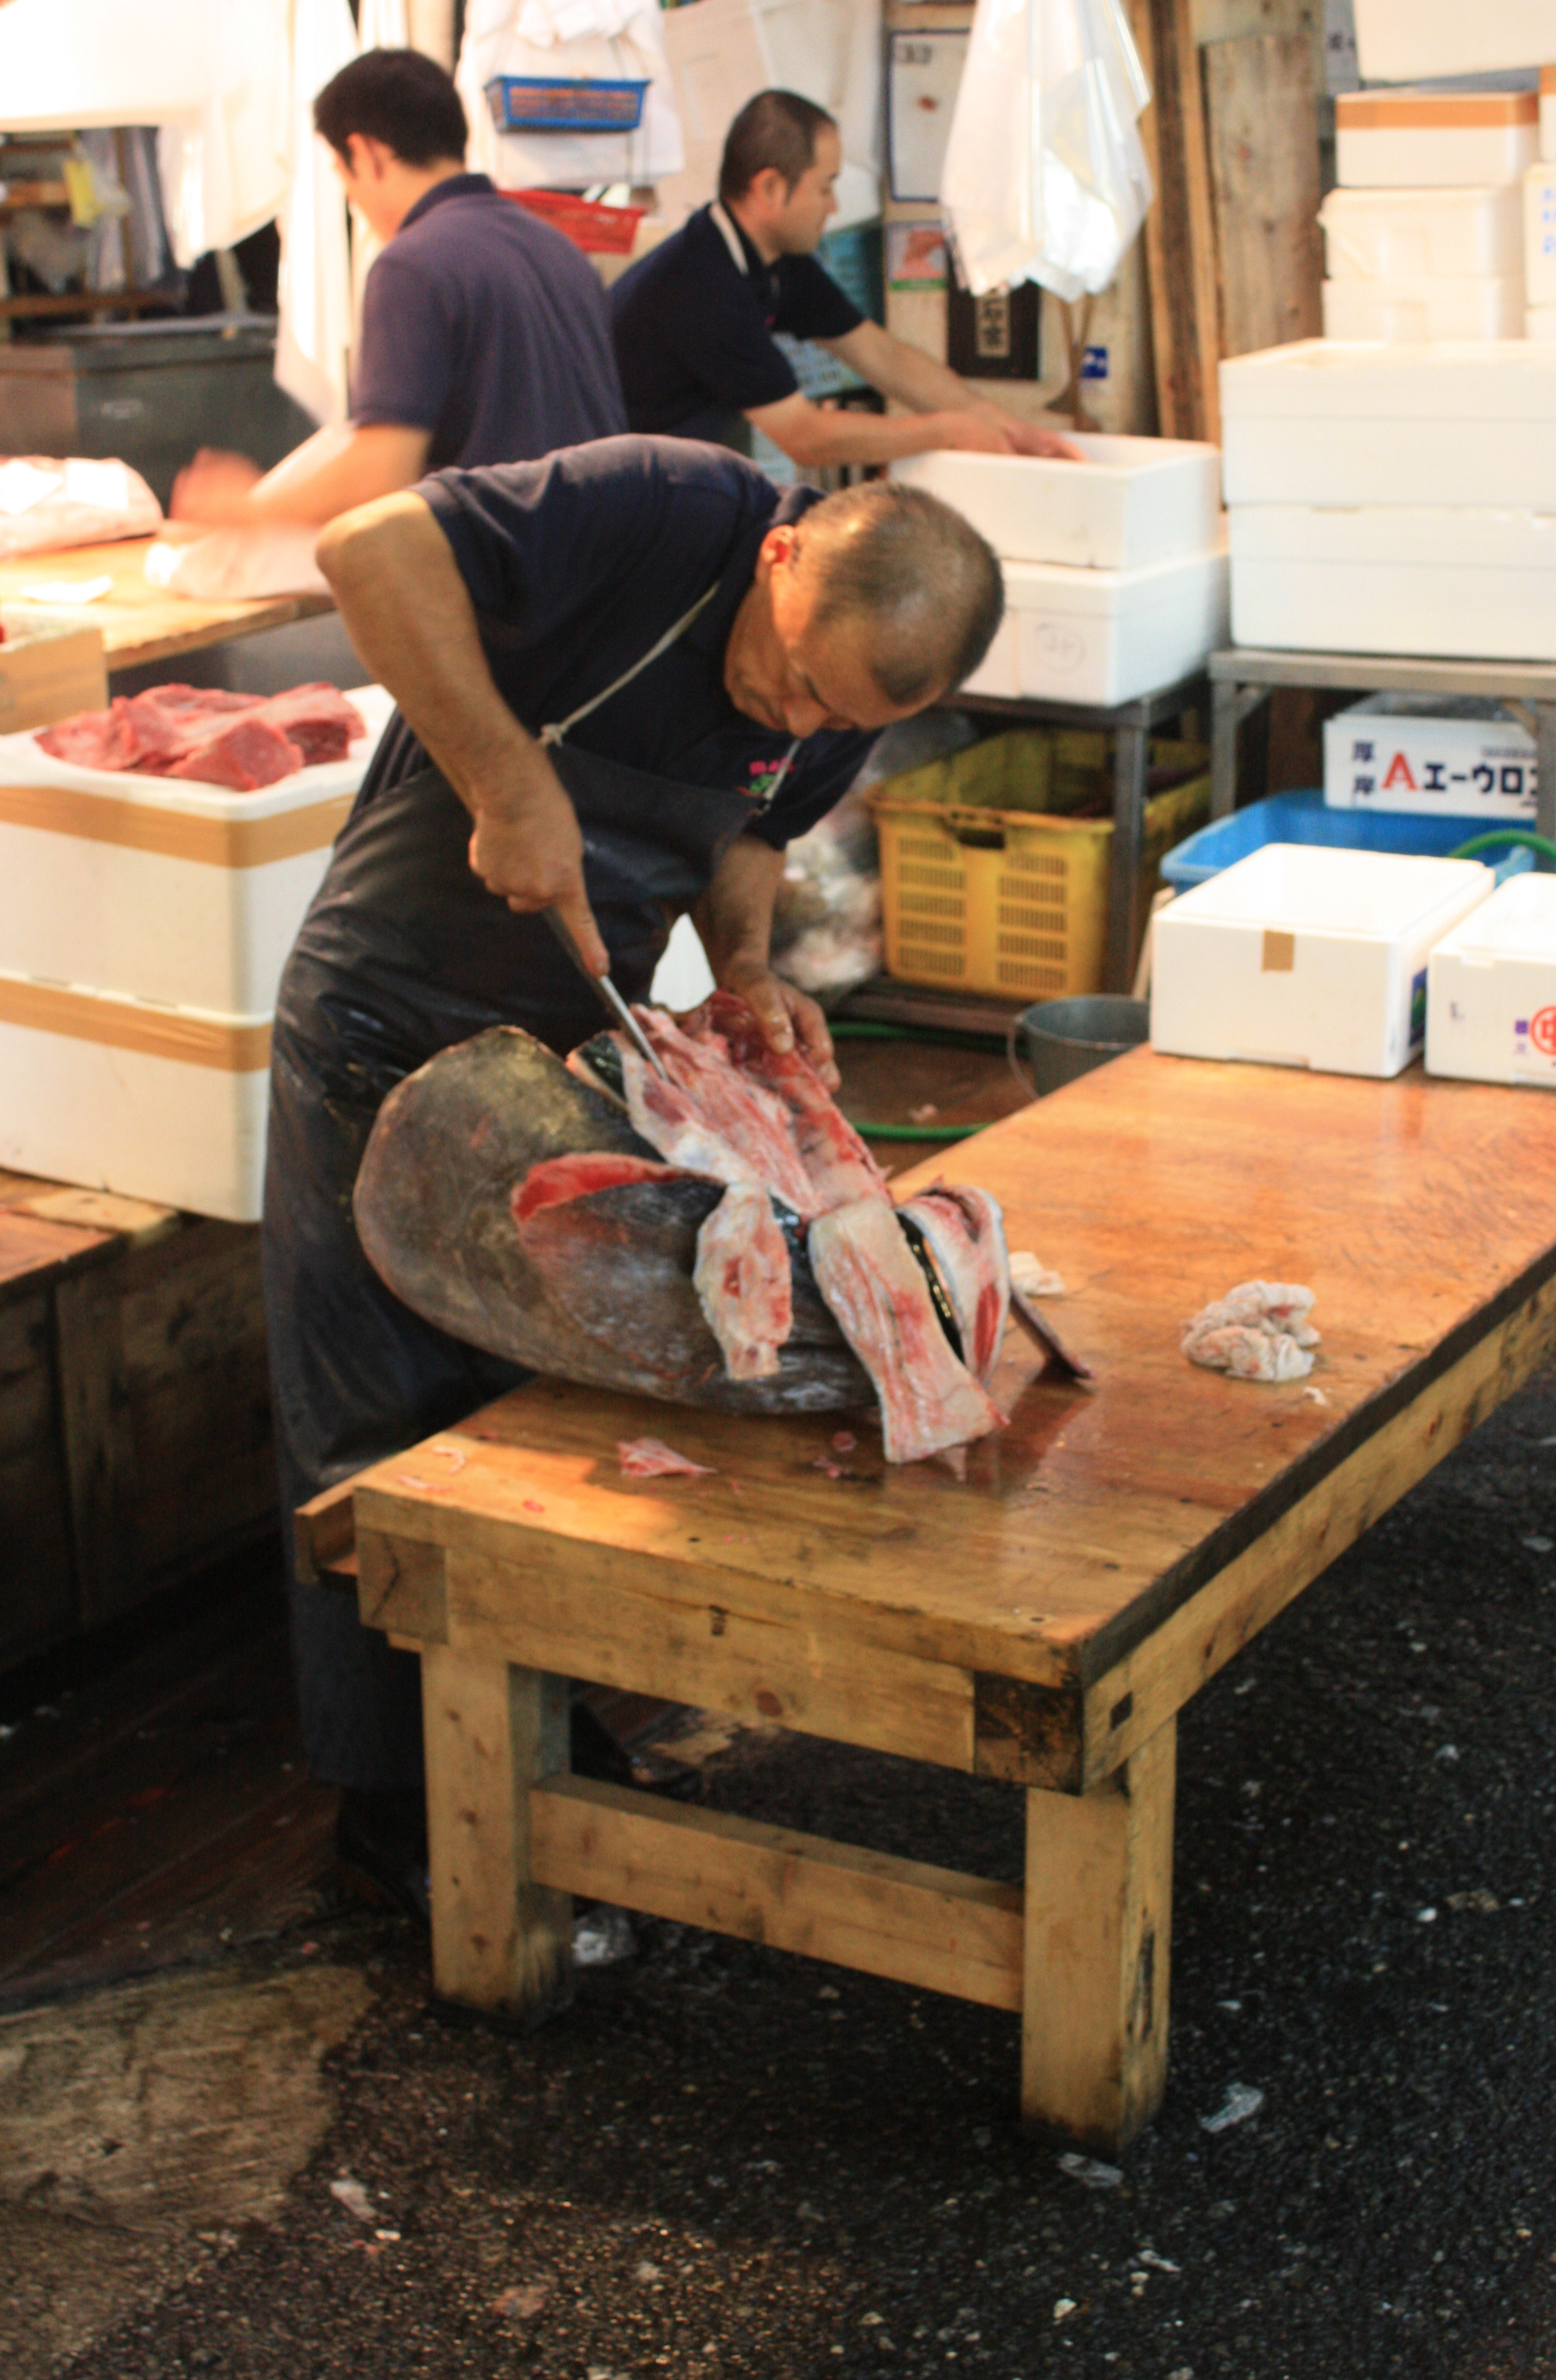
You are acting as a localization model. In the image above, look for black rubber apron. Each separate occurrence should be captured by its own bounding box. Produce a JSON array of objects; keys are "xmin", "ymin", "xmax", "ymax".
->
[{"xmin": 263, "ymin": 590, "xmax": 797, "ymax": 1789}]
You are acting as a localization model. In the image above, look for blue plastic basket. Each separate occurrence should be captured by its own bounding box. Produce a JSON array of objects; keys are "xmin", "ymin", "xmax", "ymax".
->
[
  {"xmin": 1160, "ymin": 788, "xmax": 1534, "ymax": 892},
  {"xmin": 484, "ymin": 75, "xmax": 648, "ymax": 134}
]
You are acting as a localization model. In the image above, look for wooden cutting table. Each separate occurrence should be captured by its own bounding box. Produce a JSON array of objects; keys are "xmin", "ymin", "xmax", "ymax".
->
[
  {"xmin": 301, "ymin": 1049, "xmax": 1556, "ymax": 2151},
  {"xmin": 0, "ymin": 536, "xmax": 333, "ymax": 675}
]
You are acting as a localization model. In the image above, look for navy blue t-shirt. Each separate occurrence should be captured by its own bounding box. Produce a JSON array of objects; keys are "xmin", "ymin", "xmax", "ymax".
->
[
  {"xmin": 352, "ymin": 173, "xmax": 626, "ymax": 469},
  {"xmin": 610, "ymin": 204, "xmax": 863, "ymax": 442},
  {"xmin": 361, "ymin": 435, "xmax": 870, "ymax": 851}
]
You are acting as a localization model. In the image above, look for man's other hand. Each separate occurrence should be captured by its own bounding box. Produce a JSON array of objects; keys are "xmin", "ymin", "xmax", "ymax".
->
[
  {"xmin": 717, "ymin": 958, "xmax": 839, "ymax": 1090},
  {"xmin": 170, "ymin": 448, "xmax": 263, "ymax": 525}
]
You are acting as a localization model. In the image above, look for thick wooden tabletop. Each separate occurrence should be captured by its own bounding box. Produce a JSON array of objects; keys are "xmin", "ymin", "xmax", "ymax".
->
[
  {"xmin": 0, "ymin": 538, "xmax": 333, "ymax": 673},
  {"xmin": 352, "ymin": 1052, "xmax": 1556, "ymax": 1789}
]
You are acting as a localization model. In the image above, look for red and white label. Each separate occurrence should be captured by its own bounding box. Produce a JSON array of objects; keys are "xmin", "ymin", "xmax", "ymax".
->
[{"xmin": 1529, "ymin": 1006, "xmax": 1556, "ymax": 1057}]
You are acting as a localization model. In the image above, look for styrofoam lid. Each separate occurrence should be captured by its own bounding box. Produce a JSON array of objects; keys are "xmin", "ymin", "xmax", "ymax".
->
[
  {"xmin": 1220, "ymin": 337, "xmax": 1556, "ymax": 420},
  {"xmin": 1168, "ymin": 843, "xmax": 1490, "ymax": 935},
  {"xmin": 1228, "ymin": 506, "xmax": 1556, "ymax": 569},
  {"xmin": 997, "ymin": 541, "xmax": 1227, "ymax": 610},
  {"xmin": 898, "ymin": 432, "xmax": 1217, "ymax": 484},
  {"xmin": 1319, "ymin": 185, "xmax": 1519, "ymax": 217},
  {"xmin": 1435, "ymin": 870, "xmax": 1556, "ymax": 955}
]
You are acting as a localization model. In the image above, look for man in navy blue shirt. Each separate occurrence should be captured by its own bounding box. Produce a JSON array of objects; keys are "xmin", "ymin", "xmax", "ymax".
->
[
  {"xmin": 271, "ymin": 436, "xmax": 1002, "ymax": 1906},
  {"xmin": 612, "ymin": 89, "xmax": 1078, "ymax": 473},
  {"xmin": 173, "ymin": 49, "xmax": 624, "ymax": 528}
]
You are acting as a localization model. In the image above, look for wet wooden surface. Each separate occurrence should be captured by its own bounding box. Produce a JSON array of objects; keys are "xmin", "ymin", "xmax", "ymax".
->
[
  {"xmin": 0, "ymin": 538, "xmax": 333, "ymax": 674},
  {"xmin": 352, "ymin": 1052, "xmax": 1556, "ymax": 1704}
]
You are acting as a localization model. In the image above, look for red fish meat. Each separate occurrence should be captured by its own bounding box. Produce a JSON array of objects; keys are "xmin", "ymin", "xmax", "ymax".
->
[{"xmin": 618, "ymin": 1436, "xmax": 714, "ymax": 1478}]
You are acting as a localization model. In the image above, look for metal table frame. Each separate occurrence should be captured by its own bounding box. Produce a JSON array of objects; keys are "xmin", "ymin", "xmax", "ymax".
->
[
  {"xmin": 1209, "ymin": 647, "xmax": 1556, "ymax": 850},
  {"xmin": 950, "ymin": 673, "xmax": 1209, "ymax": 993}
]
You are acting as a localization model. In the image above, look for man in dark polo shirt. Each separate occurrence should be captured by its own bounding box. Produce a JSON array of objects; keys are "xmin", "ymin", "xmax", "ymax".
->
[
  {"xmin": 269, "ymin": 435, "xmax": 1002, "ymax": 1910},
  {"xmin": 172, "ymin": 48, "xmax": 624, "ymax": 528},
  {"xmin": 611, "ymin": 89, "xmax": 1078, "ymax": 471}
]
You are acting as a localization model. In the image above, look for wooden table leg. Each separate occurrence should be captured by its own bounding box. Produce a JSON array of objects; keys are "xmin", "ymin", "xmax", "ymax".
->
[
  {"xmin": 421, "ymin": 1644, "xmax": 572, "ymax": 2019},
  {"xmin": 1020, "ymin": 1717, "xmax": 1176, "ymax": 2153}
]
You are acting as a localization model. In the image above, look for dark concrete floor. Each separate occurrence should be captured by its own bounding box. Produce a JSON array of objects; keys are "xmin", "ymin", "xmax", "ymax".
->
[{"xmin": 2, "ymin": 1346, "xmax": 1548, "ymax": 2380}]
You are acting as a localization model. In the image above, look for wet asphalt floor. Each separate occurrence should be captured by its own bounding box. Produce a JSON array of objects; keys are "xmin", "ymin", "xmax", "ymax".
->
[{"xmin": 59, "ymin": 1362, "xmax": 1556, "ymax": 2380}]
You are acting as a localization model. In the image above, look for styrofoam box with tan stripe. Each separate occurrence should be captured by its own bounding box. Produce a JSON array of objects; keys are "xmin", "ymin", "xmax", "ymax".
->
[
  {"xmin": 0, "ymin": 684, "xmax": 394, "ymax": 1013},
  {"xmin": 0, "ymin": 974, "xmax": 273, "ymax": 1222}
]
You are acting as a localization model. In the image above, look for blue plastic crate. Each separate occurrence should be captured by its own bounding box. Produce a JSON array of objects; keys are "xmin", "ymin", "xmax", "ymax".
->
[
  {"xmin": 484, "ymin": 75, "xmax": 648, "ymax": 134},
  {"xmin": 1161, "ymin": 789, "xmax": 1533, "ymax": 892}
]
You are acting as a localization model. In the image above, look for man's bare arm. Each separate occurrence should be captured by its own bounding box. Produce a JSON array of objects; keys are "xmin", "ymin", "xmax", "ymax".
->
[
  {"xmin": 315, "ymin": 491, "xmax": 607, "ymax": 971},
  {"xmin": 745, "ymin": 386, "xmax": 1020, "ymax": 469},
  {"xmin": 822, "ymin": 321, "xmax": 1085, "ymax": 460},
  {"xmin": 172, "ymin": 422, "xmax": 433, "ymax": 529}
]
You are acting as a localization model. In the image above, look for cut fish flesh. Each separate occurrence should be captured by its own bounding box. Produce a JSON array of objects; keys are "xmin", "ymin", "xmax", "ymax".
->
[
  {"xmin": 693, "ymin": 1182, "xmax": 793, "ymax": 1381},
  {"xmin": 808, "ymin": 1198, "xmax": 1006, "ymax": 1465},
  {"xmin": 618, "ymin": 1436, "xmax": 714, "ymax": 1478},
  {"xmin": 898, "ymin": 1183, "xmax": 1011, "ymax": 1385}
]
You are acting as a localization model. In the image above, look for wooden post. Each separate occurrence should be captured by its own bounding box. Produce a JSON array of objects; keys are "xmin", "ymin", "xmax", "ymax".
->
[
  {"xmin": 1125, "ymin": 0, "xmax": 1221, "ymax": 442},
  {"xmin": 1202, "ymin": 35, "xmax": 1323, "ymax": 362},
  {"xmin": 421, "ymin": 1646, "xmax": 573, "ymax": 2018},
  {"xmin": 1020, "ymin": 1719, "xmax": 1176, "ymax": 2152}
]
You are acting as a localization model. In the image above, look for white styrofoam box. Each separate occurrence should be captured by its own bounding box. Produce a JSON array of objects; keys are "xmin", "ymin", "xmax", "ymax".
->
[
  {"xmin": 961, "ymin": 544, "xmax": 1228, "ymax": 707},
  {"xmin": 891, "ymin": 434, "xmax": 1222, "ymax": 571},
  {"xmin": 1336, "ymin": 89, "xmax": 1538, "ymax": 190},
  {"xmin": 1220, "ymin": 339, "xmax": 1556, "ymax": 508},
  {"xmin": 1319, "ymin": 184, "xmax": 1523, "ymax": 282},
  {"xmin": 1526, "ymin": 159, "xmax": 1556, "ymax": 302},
  {"xmin": 1321, "ymin": 273, "xmax": 1524, "ymax": 341},
  {"xmin": 1353, "ymin": 1, "xmax": 1556, "ymax": 84},
  {"xmin": 1427, "ymin": 873, "xmax": 1556, "ymax": 1084},
  {"xmin": 1545, "ymin": 64, "xmax": 1556, "ymax": 160},
  {"xmin": 655, "ymin": 0, "xmax": 881, "ymax": 229},
  {"xmin": 1228, "ymin": 504, "xmax": 1556, "ymax": 660},
  {"xmin": 1530, "ymin": 300, "xmax": 1556, "ymax": 336},
  {"xmin": 1150, "ymin": 844, "xmax": 1491, "ymax": 1078},
  {"xmin": 0, "ymin": 974, "xmax": 270, "ymax": 1222},
  {"xmin": 1324, "ymin": 695, "xmax": 1537, "ymax": 818},
  {"xmin": 0, "ymin": 685, "xmax": 393, "ymax": 1014}
]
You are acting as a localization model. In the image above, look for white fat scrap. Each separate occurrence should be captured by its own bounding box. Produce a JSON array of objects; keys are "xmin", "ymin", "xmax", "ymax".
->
[
  {"xmin": 693, "ymin": 1183, "xmax": 793, "ymax": 1381},
  {"xmin": 1182, "ymin": 1279, "xmax": 1319, "ymax": 1383},
  {"xmin": 898, "ymin": 1183, "xmax": 1012, "ymax": 1385},
  {"xmin": 807, "ymin": 1198, "xmax": 1005, "ymax": 1465},
  {"xmin": 1009, "ymin": 1251, "xmax": 1066, "ymax": 1300}
]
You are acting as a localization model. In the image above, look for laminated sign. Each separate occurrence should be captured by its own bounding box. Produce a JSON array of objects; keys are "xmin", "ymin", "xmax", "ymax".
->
[{"xmin": 1324, "ymin": 697, "xmax": 1537, "ymax": 821}]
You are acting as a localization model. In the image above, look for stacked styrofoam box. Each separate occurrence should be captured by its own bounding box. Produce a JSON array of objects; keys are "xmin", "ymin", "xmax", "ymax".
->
[
  {"xmin": 1524, "ymin": 69, "xmax": 1556, "ymax": 337},
  {"xmin": 1150, "ymin": 844, "xmax": 1492, "ymax": 1078},
  {"xmin": 0, "ymin": 686, "xmax": 393, "ymax": 1222},
  {"xmin": 1426, "ymin": 871, "xmax": 1556, "ymax": 1084},
  {"xmin": 1321, "ymin": 90, "xmax": 1535, "ymax": 346},
  {"xmin": 1220, "ymin": 340, "xmax": 1556, "ymax": 656},
  {"xmin": 891, "ymin": 434, "xmax": 1227, "ymax": 705}
]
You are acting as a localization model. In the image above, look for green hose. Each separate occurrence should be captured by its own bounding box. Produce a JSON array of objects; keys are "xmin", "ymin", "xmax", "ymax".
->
[
  {"xmin": 1451, "ymin": 828, "xmax": 1556, "ymax": 866},
  {"xmin": 849, "ymin": 1118, "xmax": 983, "ymax": 1141},
  {"xmin": 830, "ymin": 1019, "xmax": 1005, "ymax": 1050}
]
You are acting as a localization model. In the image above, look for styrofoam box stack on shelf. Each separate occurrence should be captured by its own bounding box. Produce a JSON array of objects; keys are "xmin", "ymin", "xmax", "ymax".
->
[
  {"xmin": 893, "ymin": 435, "xmax": 1227, "ymax": 704},
  {"xmin": 1323, "ymin": 695, "xmax": 1537, "ymax": 818},
  {"xmin": 1220, "ymin": 339, "xmax": 1556, "ymax": 655},
  {"xmin": 1353, "ymin": 2, "xmax": 1556, "ymax": 84},
  {"xmin": 1524, "ymin": 153, "xmax": 1556, "ymax": 329},
  {"xmin": 0, "ymin": 684, "xmax": 394, "ymax": 1223},
  {"xmin": 1426, "ymin": 872, "xmax": 1556, "ymax": 1085},
  {"xmin": 1150, "ymin": 845, "xmax": 1492, "ymax": 1079},
  {"xmin": 1321, "ymin": 95, "xmax": 1532, "ymax": 347},
  {"xmin": 1545, "ymin": 64, "xmax": 1556, "ymax": 159}
]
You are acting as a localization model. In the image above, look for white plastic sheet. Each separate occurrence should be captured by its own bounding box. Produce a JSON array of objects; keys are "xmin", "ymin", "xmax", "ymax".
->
[{"xmin": 941, "ymin": 0, "xmax": 1152, "ymax": 303}]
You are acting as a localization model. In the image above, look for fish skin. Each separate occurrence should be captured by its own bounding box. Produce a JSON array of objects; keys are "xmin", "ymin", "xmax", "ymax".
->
[{"xmin": 354, "ymin": 1026, "xmax": 873, "ymax": 1414}]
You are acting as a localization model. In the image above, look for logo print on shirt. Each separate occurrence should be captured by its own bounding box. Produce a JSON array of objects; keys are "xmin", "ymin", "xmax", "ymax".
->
[{"xmin": 745, "ymin": 756, "xmax": 790, "ymax": 803}]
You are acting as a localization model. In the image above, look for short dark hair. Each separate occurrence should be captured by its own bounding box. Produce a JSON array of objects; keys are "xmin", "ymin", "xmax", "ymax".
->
[
  {"xmin": 314, "ymin": 48, "xmax": 468, "ymax": 168},
  {"xmin": 800, "ymin": 482, "xmax": 1005, "ymax": 705},
  {"xmin": 718, "ymin": 90, "xmax": 836, "ymax": 207}
]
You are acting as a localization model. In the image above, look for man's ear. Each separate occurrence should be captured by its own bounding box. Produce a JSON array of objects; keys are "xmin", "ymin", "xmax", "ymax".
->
[{"xmin": 754, "ymin": 523, "xmax": 798, "ymax": 580}]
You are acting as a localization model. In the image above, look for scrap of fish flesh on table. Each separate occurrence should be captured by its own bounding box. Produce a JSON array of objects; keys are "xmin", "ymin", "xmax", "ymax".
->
[{"xmin": 354, "ymin": 992, "xmax": 1013, "ymax": 1462}]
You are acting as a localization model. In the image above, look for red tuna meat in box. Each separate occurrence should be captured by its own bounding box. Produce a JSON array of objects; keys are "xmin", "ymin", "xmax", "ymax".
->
[
  {"xmin": 257, "ymin": 682, "xmax": 364, "ymax": 765},
  {"xmin": 35, "ymin": 697, "xmax": 142, "ymax": 770},
  {"xmin": 165, "ymin": 712, "xmax": 304, "ymax": 790}
]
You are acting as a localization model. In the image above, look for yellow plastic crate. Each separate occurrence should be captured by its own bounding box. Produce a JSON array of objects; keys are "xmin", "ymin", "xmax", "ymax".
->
[{"xmin": 868, "ymin": 732, "xmax": 1210, "ymax": 1000}]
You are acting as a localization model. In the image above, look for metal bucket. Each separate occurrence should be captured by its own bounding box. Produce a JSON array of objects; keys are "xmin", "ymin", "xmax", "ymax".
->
[{"xmin": 1011, "ymin": 995, "xmax": 1150, "ymax": 1099}]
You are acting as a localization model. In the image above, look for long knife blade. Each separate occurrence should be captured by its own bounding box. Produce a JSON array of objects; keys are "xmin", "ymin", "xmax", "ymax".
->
[{"xmin": 543, "ymin": 907, "xmax": 669, "ymax": 1079}]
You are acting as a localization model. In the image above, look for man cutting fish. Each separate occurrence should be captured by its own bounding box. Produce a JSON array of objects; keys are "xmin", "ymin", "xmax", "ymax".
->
[{"xmin": 273, "ymin": 434, "xmax": 1001, "ymax": 1913}]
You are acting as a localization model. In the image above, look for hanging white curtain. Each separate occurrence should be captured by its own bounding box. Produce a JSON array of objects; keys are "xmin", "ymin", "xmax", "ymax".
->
[{"xmin": 274, "ymin": 0, "xmax": 361, "ymax": 425}]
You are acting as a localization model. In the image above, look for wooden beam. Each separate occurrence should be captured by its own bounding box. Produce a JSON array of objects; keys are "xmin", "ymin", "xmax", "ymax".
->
[
  {"xmin": 1126, "ymin": 0, "xmax": 1221, "ymax": 441},
  {"xmin": 1021, "ymin": 1720, "xmax": 1176, "ymax": 2151},
  {"xmin": 1202, "ymin": 33, "xmax": 1323, "ymax": 360},
  {"xmin": 530, "ymin": 1774, "xmax": 1026, "ymax": 2012},
  {"xmin": 1083, "ymin": 1272, "xmax": 1556, "ymax": 1785},
  {"xmin": 422, "ymin": 1649, "xmax": 572, "ymax": 2018},
  {"xmin": 294, "ymin": 1477, "xmax": 357, "ymax": 1588}
]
